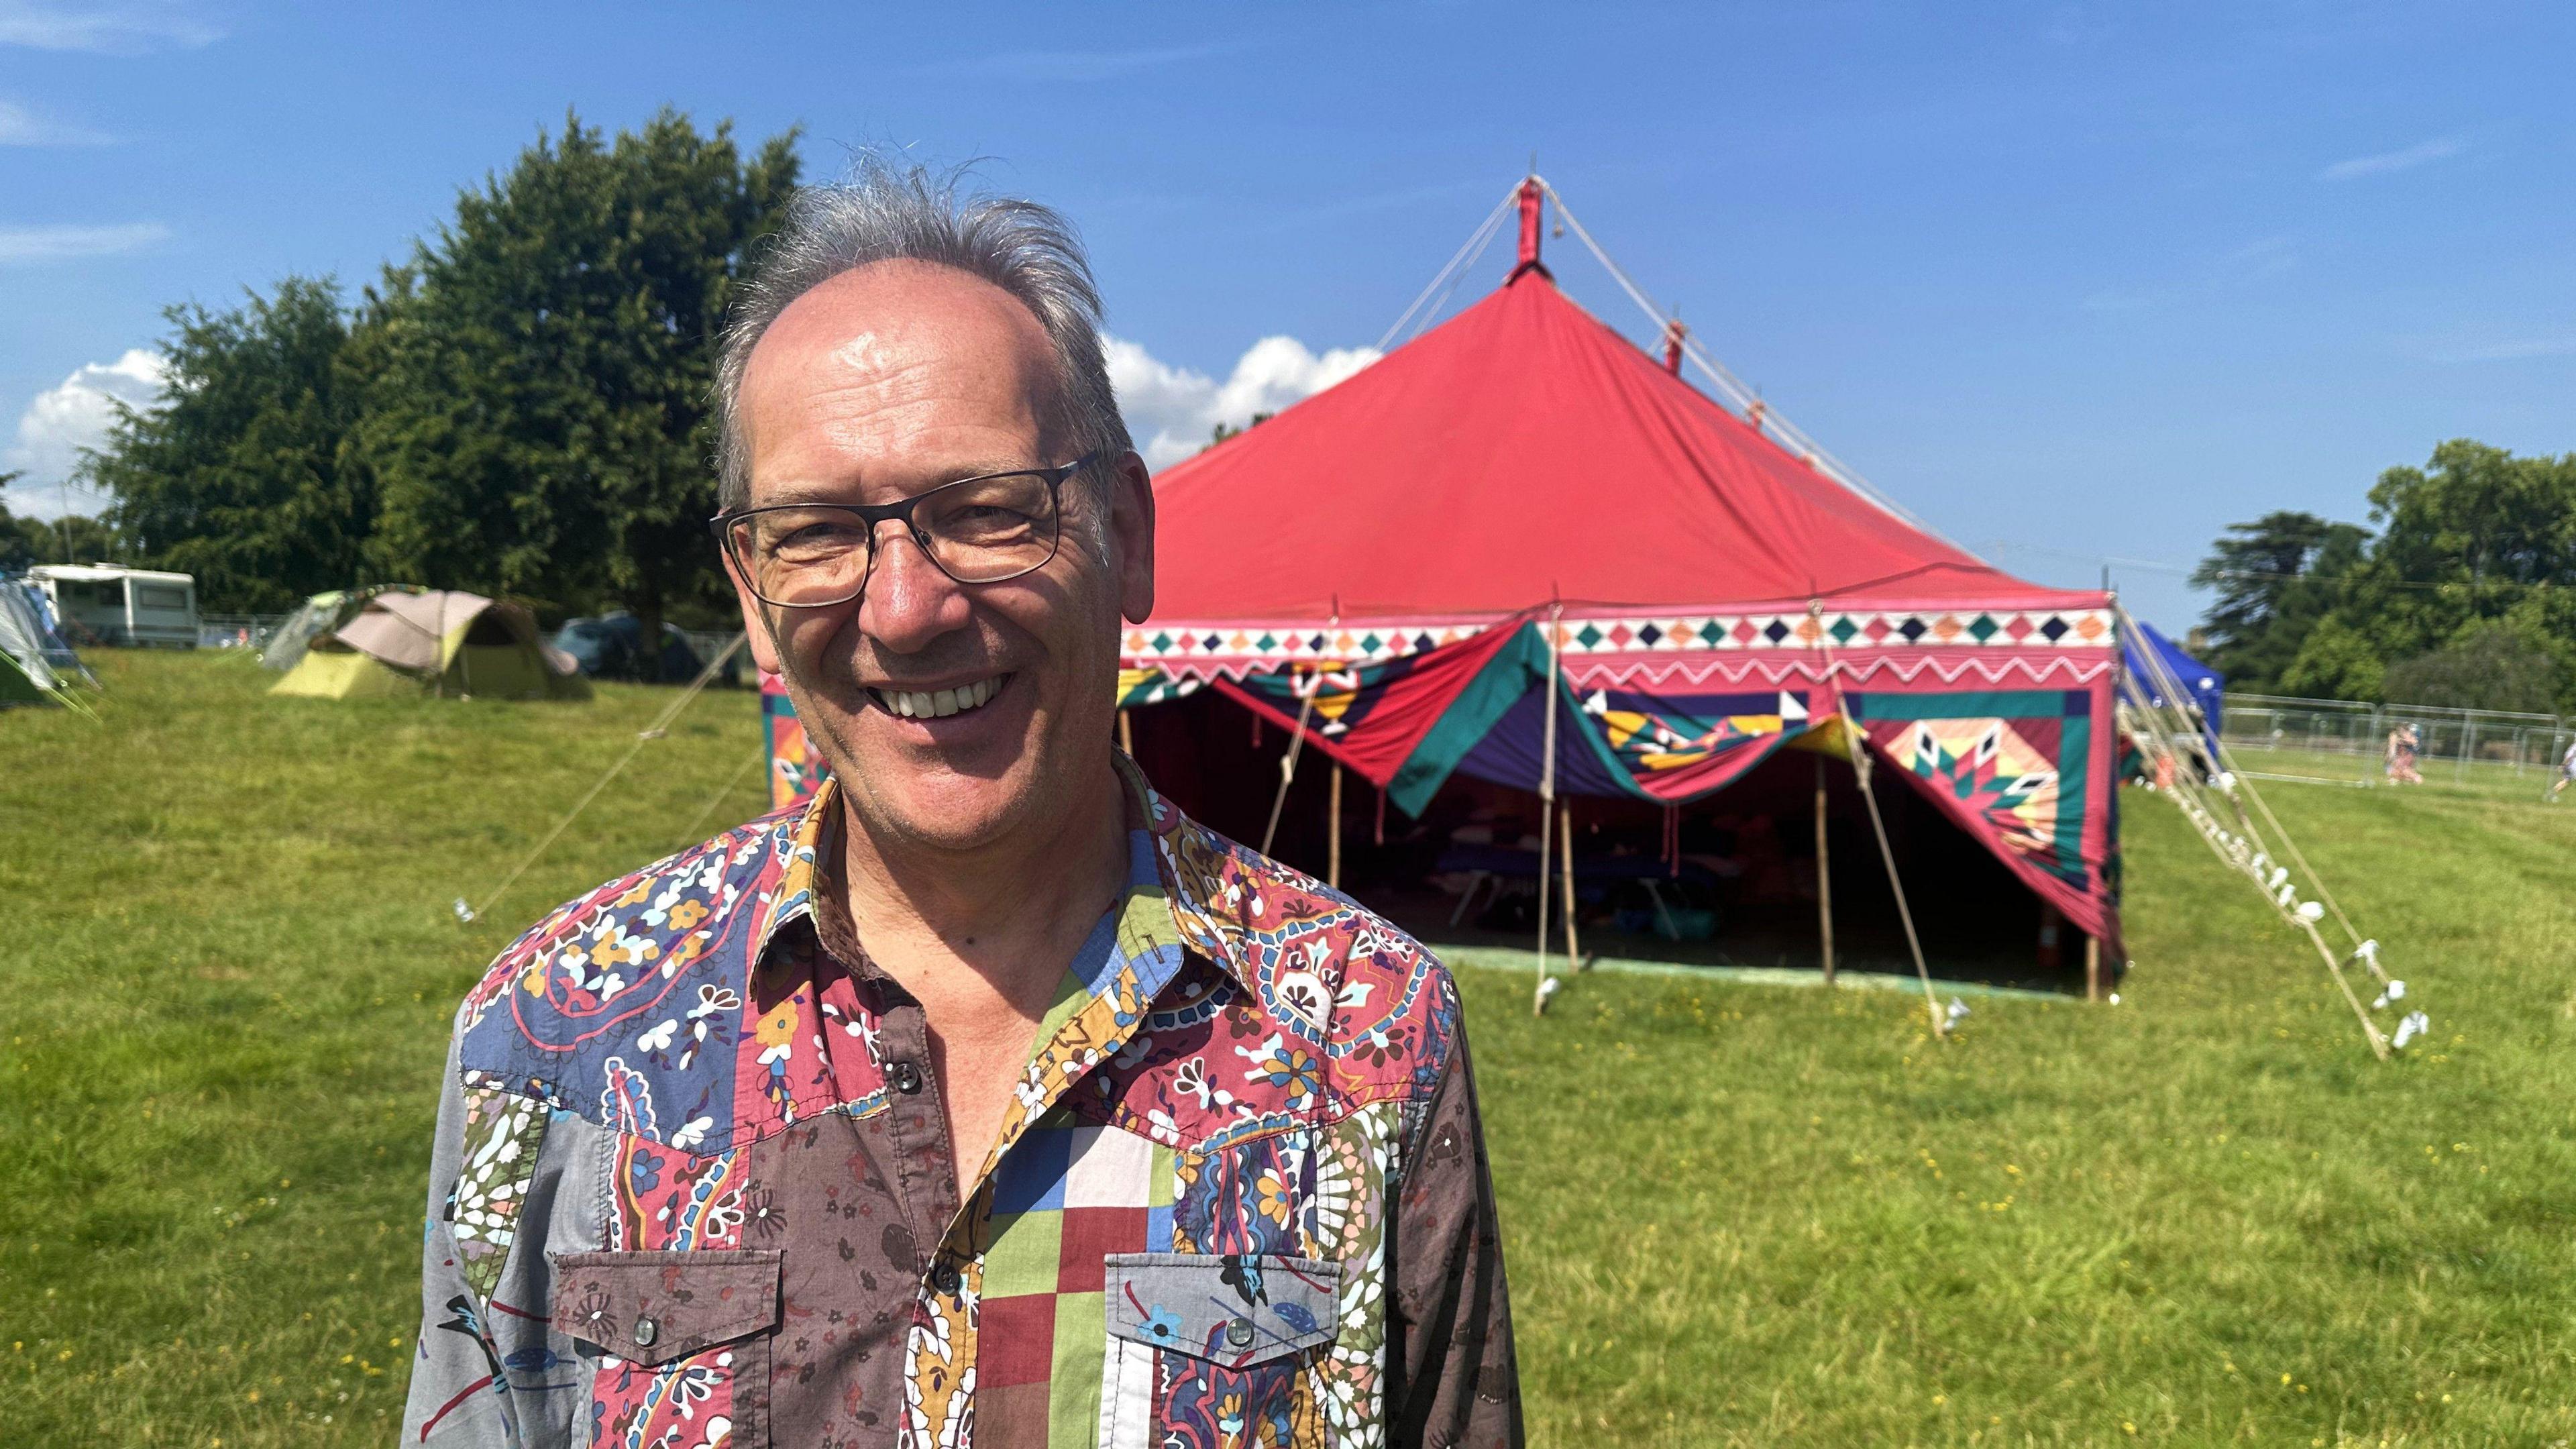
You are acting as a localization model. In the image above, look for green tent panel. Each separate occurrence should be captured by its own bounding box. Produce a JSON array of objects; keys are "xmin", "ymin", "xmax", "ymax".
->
[{"xmin": 270, "ymin": 588, "xmax": 589, "ymax": 702}]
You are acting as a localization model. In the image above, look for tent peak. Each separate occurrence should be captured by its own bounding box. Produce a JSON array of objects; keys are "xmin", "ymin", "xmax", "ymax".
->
[{"xmin": 1509, "ymin": 176, "xmax": 1552, "ymax": 282}]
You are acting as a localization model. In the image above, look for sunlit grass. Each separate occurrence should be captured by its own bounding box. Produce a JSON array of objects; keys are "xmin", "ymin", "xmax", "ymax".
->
[{"xmin": 5, "ymin": 652, "xmax": 2573, "ymax": 1446}]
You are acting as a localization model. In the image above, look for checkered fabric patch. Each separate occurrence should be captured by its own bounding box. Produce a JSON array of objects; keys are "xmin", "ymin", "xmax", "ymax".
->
[{"xmin": 975, "ymin": 1116, "xmax": 1177, "ymax": 1444}]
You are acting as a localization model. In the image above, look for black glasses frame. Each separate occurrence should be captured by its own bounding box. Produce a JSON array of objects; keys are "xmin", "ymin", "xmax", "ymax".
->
[{"xmin": 711, "ymin": 452, "xmax": 1101, "ymax": 608}]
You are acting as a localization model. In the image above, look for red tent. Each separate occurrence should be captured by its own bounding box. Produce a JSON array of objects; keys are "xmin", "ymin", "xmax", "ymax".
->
[{"xmin": 1122, "ymin": 182, "xmax": 2122, "ymax": 957}]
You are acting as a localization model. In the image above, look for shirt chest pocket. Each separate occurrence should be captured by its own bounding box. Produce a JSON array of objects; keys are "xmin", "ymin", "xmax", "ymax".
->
[
  {"xmin": 550, "ymin": 1248, "xmax": 782, "ymax": 1449},
  {"xmin": 1098, "ymin": 1252, "xmax": 1344, "ymax": 1449}
]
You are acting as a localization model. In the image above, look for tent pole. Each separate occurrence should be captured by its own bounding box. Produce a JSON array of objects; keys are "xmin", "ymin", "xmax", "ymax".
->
[
  {"xmin": 1849, "ymin": 722, "xmax": 1947, "ymax": 1039},
  {"xmin": 1558, "ymin": 801, "xmax": 1582, "ymax": 970},
  {"xmin": 1259, "ymin": 680, "xmax": 1316, "ymax": 858},
  {"xmin": 2085, "ymin": 934, "xmax": 2102, "ymax": 1002},
  {"xmin": 1533, "ymin": 604, "xmax": 1562, "ymax": 1016},
  {"xmin": 1328, "ymin": 762, "xmax": 1344, "ymax": 889},
  {"xmin": 1118, "ymin": 707, "xmax": 1133, "ymax": 757},
  {"xmin": 1815, "ymin": 754, "xmax": 1837, "ymax": 986}
]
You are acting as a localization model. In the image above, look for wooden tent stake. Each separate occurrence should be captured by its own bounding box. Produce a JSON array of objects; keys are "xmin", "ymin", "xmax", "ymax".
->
[
  {"xmin": 1260, "ymin": 667, "xmax": 1321, "ymax": 858},
  {"xmin": 1815, "ymin": 754, "xmax": 1837, "ymax": 986},
  {"xmin": 1558, "ymin": 802, "xmax": 1581, "ymax": 969},
  {"xmin": 1851, "ymin": 730, "xmax": 1947, "ymax": 1038},
  {"xmin": 1328, "ymin": 763, "xmax": 1344, "ymax": 888},
  {"xmin": 1533, "ymin": 603, "xmax": 1563, "ymax": 1015}
]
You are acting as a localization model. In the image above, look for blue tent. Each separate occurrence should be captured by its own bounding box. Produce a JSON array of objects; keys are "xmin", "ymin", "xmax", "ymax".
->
[{"xmin": 2123, "ymin": 619, "xmax": 2223, "ymax": 733}]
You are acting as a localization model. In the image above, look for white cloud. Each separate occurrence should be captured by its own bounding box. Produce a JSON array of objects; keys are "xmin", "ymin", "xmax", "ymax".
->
[
  {"xmin": 5, "ymin": 348, "xmax": 163, "ymax": 518},
  {"xmin": 0, "ymin": 221, "xmax": 168, "ymax": 264},
  {"xmin": 0, "ymin": 1, "xmax": 221, "ymax": 52},
  {"xmin": 1107, "ymin": 333, "xmax": 1379, "ymax": 470},
  {"xmin": 0, "ymin": 98, "xmax": 110, "ymax": 145},
  {"xmin": 2319, "ymin": 136, "xmax": 2466, "ymax": 182}
]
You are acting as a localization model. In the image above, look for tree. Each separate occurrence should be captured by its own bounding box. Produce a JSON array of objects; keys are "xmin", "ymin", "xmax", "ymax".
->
[
  {"xmin": 2380, "ymin": 621, "xmax": 2561, "ymax": 714},
  {"xmin": 355, "ymin": 109, "xmax": 799, "ymax": 641},
  {"xmin": 82, "ymin": 276, "xmax": 366, "ymax": 610},
  {"xmin": 2280, "ymin": 441, "xmax": 2576, "ymax": 708},
  {"xmin": 2189, "ymin": 510, "xmax": 2367, "ymax": 692},
  {"xmin": 0, "ymin": 470, "xmax": 34, "ymax": 570},
  {"xmin": 1, "ymin": 472, "xmax": 124, "ymax": 568},
  {"xmin": 45, "ymin": 515, "xmax": 123, "ymax": 565}
]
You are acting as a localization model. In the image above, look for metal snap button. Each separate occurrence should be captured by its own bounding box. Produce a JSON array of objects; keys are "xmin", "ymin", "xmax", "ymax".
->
[
  {"xmin": 1225, "ymin": 1317, "xmax": 1256, "ymax": 1348},
  {"xmin": 889, "ymin": 1061, "xmax": 923, "ymax": 1095},
  {"xmin": 632, "ymin": 1315, "xmax": 658, "ymax": 1348}
]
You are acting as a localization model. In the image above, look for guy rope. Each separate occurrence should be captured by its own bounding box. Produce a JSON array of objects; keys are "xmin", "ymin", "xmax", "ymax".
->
[
  {"xmin": 2113, "ymin": 602, "xmax": 2422, "ymax": 1060},
  {"xmin": 455, "ymin": 631, "xmax": 750, "ymax": 926}
]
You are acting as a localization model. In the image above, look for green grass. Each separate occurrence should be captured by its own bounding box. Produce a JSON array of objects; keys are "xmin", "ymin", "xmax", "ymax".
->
[{"xmin": 6, "ymin": 652, "xmax": 2575, "ymax": 1446}]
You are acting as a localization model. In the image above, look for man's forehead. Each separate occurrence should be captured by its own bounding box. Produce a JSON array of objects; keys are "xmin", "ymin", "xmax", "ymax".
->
[{"xmin": 747, "ymin": 259, "xmax": 1057, "ymax": 396}]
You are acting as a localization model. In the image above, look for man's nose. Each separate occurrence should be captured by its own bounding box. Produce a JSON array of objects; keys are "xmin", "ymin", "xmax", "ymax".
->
[{"xmin": 859, "ymin": 523, "xmax": 972, "ymax": 653}]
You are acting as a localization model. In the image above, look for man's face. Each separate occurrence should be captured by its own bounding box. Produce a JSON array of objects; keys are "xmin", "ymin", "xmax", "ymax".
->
[{"xmin": 729, "ymin": 260, "xmax": 1154, "ymax": 856}]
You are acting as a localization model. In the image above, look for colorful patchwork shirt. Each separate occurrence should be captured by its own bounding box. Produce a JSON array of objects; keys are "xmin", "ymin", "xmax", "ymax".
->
[{"xmin": 400, "ymin": 758, "xmax": 1519, "ymax": 1449}]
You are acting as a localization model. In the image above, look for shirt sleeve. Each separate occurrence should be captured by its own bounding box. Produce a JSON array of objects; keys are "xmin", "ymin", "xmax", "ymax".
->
[
  {"xmin": 398, "ymin": 1024, "xmax": 525, "ymax": 1448},
  {"xmin": 1385, "ymin": 1020, "xmax": 1523, "ymax": 1449}
]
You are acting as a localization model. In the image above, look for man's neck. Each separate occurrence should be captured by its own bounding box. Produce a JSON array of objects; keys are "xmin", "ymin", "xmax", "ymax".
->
[{"xmin": 833, "ymin": 759, "xmax": 1133, "ymax": 1011}]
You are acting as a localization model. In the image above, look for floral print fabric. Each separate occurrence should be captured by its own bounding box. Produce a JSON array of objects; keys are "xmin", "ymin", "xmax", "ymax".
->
[{"xmin": 400, "ymin": 757, "xmax": 1520, "ymax": 1449}]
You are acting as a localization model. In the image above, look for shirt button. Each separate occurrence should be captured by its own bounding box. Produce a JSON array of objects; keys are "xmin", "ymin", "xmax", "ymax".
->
[
  {"xmin": 888, "ymin": 1061, "xmax": 923, "ymax": 1095},
  {"xmin": 1225, "ymin": 1318, "xmax": 1256, "ymax": 1348},
  {"xmin": 930, "ymin": 1263, "xmax": 962, "ymax": 1295},
  {"xmin": 632, "ymin": 1315, "xmax": 658, "ymax": 1348}
]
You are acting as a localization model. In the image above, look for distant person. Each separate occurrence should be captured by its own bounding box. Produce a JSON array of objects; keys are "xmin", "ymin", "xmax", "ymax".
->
[
  {"xmin": 2548, "ymin": 737, "xmax": 2576, "ymax": 803},
  {"xmin": 400, "ymin": 159, "xmax": 1520, "ymax": 1449},
  {"xmin": 2385, "ymin": 721, "xmax": 2423, "ymax": 785}
]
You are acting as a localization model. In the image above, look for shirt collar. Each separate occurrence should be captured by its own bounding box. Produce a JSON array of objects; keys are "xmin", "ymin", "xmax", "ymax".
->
[{"xmin": 751, "ymin": 754, "xmax": 1260, "ymax": 1004}]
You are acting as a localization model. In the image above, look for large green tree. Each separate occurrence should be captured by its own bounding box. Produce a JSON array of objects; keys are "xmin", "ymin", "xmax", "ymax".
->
[
  {"xmin": 2188, "ymin": 510, "xmax": 2368, "ymax": 692},
  {"xmin": 82, "ymin": 276, "xmax": 365, "ymax": 610},
  {"xmin": 2249, "ymin": 441, "xmax": 2576, "ymax": 709},
  {"xmin": 2379, "ymin": 621, "xmax": 2562, "ymax": 714},
  {"xmin": 354, "ymin": 109, "xmax": 799, "ymax": 638}
]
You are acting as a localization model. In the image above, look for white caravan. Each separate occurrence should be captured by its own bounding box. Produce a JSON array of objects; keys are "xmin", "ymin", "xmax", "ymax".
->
[{"xmin": 30, "ymin": 564, "xmax": 199, "ymax": 648}]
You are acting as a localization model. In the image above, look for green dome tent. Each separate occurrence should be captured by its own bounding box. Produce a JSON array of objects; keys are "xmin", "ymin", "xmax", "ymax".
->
[{"xmin": 270, "ymin": 588, "xmax": 588, "ymax": 701}]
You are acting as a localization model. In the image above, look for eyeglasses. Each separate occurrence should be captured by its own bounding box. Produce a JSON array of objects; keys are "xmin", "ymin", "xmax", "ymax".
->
[{"xmin": 712, "ymin": 453, "xmax": 1098, "ymax": 608}]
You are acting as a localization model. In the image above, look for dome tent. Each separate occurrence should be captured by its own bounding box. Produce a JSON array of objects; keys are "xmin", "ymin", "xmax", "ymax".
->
[
  {"xmin": 1, "ymin": 578, "xmax": 85, "ymax": 707},
  {"xmin": 270, "ymin": 588, "xmax": 588, "ymax": 701}
]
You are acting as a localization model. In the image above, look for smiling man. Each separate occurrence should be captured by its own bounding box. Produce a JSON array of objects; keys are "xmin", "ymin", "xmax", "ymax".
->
[{"xmin": 402, "ymin": 160, "xmax": 1521, "ymax": 1449}]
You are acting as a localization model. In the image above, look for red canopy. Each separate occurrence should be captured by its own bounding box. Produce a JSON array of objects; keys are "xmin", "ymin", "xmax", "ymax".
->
[{"xmin": 1148, "ymin": 265, "xmax": 2092, "ymax": 624}]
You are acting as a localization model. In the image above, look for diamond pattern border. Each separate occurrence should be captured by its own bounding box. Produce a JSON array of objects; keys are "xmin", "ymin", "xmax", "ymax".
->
[{"xmin": 1124, "ymin": 610, "xmax": 2114, "ymax": 665}]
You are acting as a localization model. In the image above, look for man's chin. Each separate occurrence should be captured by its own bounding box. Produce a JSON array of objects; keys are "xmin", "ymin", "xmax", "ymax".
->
[{"xmin": 845, "ymin": 773, "xmax": 1046, "ymax": 857}]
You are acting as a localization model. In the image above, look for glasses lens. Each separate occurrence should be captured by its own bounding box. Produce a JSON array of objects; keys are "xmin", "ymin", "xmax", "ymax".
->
[
  {"xmin": 914, "ymin": 471, "xmax": 1060, "ymax": 582},
  {"xmin": 732, "ymin": 508, "xmax": 873, "ymax": 605}
]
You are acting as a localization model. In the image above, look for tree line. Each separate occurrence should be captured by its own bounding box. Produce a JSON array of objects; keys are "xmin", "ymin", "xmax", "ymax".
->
[
  {"xmin": 2193, "ymin": 439, "xmax": 2576, "ymax": 714},
  {"xmin": 13, "ymin": 107, "xmax": 799, "ymax": 643}
]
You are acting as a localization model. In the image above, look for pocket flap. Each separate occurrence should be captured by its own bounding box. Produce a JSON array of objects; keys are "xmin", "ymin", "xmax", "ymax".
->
[
  {"xmin": 549, "ymin": 1249, "xmax": 782, "ymax": 1367},
  {"xmin": 1103, "ymin": 1252, "xmax": 1342, "ymax": 1366}
]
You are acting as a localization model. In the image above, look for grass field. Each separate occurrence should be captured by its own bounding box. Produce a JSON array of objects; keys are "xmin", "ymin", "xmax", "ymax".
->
[{"xmin": 6, "ymin": 651, "xmax": 2575, "ymax": 1446}]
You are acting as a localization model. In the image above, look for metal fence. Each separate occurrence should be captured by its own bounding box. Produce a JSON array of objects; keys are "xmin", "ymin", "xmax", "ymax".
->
[
  {"xmin": 2220, "ymin": 691, "xmax": 2576, "ymax": 793},
  {"xmin": 196, "ymin": 612, "xmax": 293, "ymax": 650}
]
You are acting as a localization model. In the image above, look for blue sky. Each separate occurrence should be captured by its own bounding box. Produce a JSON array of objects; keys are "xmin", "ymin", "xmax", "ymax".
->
[{"xmin": 4, "ymin": 1, "xmax": 2572, "ymax": 631}]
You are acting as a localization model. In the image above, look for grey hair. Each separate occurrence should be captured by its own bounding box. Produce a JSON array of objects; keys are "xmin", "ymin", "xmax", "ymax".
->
[{"xmin": 713, "ymin": 156, "xmax": 1132, "ymax": 517}]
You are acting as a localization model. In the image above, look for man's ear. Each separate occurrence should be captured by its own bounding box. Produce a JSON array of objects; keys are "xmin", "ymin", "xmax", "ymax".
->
[
  {"xmin": 1108, "ymin": 450, "xmax": 1155, "ymax": 625},
  {"xmin": 728, "ymin": 559, "xmax": 786, "ymax": 678}
]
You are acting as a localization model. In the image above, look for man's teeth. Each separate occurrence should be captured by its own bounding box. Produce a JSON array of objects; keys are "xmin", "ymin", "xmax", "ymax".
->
[{"xmin": 877, "ymin": 676, "xmax": 1002, "ymax": 718}]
